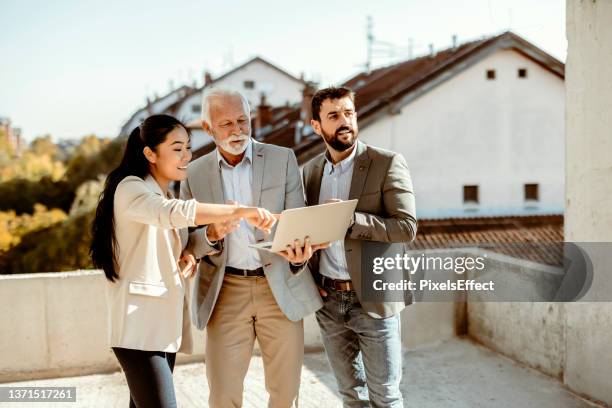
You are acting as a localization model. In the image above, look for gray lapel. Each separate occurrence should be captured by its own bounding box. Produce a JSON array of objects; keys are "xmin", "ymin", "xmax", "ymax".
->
[
  {"xmin": 308, "ymin": 156, "xmax": 325, "ymax": 205},
  {"xmin": 348, "ymin": 141, "xmax": 371, "ymax": 200},
  {"xmin": 204, "ymin": 153, "xmax": 224, "ymax": 204},
  {"xmin": 251, "ymin": 140, "xmax": 265, "ymax": 206}
]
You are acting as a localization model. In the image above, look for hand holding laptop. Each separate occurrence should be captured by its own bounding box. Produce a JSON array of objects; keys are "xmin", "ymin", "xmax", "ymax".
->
[{"xmin": 275, "ymin": 236, "xmax": 331, "ymax": 264}]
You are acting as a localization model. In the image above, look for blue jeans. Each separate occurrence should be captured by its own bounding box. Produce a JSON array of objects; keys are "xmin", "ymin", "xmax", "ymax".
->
[{"xmin": 316, "ymin": 288, "xmax": 403, "ymax": 408}]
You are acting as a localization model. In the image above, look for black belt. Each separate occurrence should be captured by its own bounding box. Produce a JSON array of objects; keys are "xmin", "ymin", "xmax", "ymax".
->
[
  {"xmin": 225, "ymin": 266, "xmax": 265, "ymax": 277},
  {"xmin": 319, "ymin": 275, "xmax": 355, "ymax": 292}
]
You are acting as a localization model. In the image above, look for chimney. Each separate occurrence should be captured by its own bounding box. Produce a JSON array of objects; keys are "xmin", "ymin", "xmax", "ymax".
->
[
  {"xmin": 428, "ymin": 43, "xmax": 435, "ymax": 57},
  {"xmin": 300, "ymin": 82, "xmax": 316, "ymax": 124},
  {"xmin": 296, "ymin": 82, "xmax": 316, "ymax": 145},
  {"xmin": 204, "ymin": 71, "xmax": 213, "ymax": 86},
  {"xmin": 452, "ymin": 34, "xmax": 458, "ymax": 50},
  {"xmin": 255, "ymin": 93, "xmax": 273, "ymax": 140}
]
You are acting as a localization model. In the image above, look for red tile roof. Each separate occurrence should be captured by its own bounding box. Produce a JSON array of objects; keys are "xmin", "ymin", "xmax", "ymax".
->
[
  {"xmin": 230, "ymin": 31, "xmax": 565, "ymax": 164},
  {"xmin": 411, "ymin": 215, "xmax": 564, "ymax": 266},
  {"xmin": 207, "ymin": 56, "xmax": 306, "ymax": 88},
  {"xmin": 346, "ymin": 32, "xmax": 563, "ymax": 123},
  {"xmin": 189, "ymin": 34, "xmax": 564, "ymax": 266}
]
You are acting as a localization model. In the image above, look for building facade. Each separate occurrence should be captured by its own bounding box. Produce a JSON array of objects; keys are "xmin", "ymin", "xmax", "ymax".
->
[
  {"xmin": 245, "ymin": 31, "xmax": 564, "ymax": 220},
  {"xmin": 119, "ymin": 56, "xmax": 306, "ymax": 152},
  {"xmin": 359, "ymin": 45, "xmax": 564, "ymax": 218}
]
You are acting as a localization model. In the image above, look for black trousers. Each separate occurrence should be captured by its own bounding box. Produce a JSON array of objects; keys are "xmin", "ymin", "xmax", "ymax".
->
[{"xmin": 112, "ymin": 347, "xmax": 177, "ymax": 408}]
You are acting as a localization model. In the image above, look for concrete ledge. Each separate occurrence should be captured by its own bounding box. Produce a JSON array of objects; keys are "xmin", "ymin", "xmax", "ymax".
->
[
  {"xmin": 0, "ymin": 271, "xmax": 208, "ymax": 382},
  {"xmin": 464, "ymin": 251, "xmax": 566, "ymax": 378},
  {"xmin": 0, "ymin": 270, "xmax": 461, "ymax": 382},
  {"xmin": 468, "ymin": 302, "xmax": 565, "ymax": 378}
]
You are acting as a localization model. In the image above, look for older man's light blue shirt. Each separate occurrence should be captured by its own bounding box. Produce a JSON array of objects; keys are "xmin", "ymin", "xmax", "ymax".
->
[
  {"xmin": 214, "ymin": 139, "xmax": 262, "ymax": 270},
  {"xmin": 317, "ymin": 143, "xmax": 358, "ymax": 280}
]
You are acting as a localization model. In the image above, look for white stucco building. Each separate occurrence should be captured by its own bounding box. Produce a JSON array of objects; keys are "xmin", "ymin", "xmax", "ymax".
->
[
  {"xmin": 119, "ymin": 56, "xmax": 307, "ymax": 151},
  {"xmin": 174, "ymin": 56, "xmax": 305, "ymax": 124},
  {"xmin": 356, "ymin": 36, "xmax": 565, "ymax": 218},
  {"xmin": 264, "ymin": 31, "xmax": 565, "ymax": 219},
  {"xmin": 119, "ymin": 85, "xmax": 196, "ymax": 138},
  {"xmin": 175, "ymin": 56, "xmax": 306, "ymax": 151}
]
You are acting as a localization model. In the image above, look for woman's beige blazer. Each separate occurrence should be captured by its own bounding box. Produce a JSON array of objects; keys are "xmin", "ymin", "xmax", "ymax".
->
[{"xmin": 107, "ymin": 175, "xmax": 196, "ymax": 353}]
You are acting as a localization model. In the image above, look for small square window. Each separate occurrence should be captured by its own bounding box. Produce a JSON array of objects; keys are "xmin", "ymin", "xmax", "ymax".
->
[
  {"xmin": 525, "ymin": 184, "xmax": 539, "ymax": 201},
  {"xmin": 463, "ymin": 185, "xmax": 479, "ymax": 204},
  {"xmin": 486, "ymin": 69, "xmax": 496, "ymax": 80},
  {"xmin": 244, "ymin": 80, "xmax": 255, "ymax": 89},
  {"xmin": 518, "ymin": 68, "xmax": 528, "ymax": 78},
  {"xmin": 191, "ymin": 104, "xmax": 200, "ymax": 113}
]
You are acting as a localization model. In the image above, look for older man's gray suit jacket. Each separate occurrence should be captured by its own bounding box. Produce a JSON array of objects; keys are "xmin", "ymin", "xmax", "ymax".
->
[{"xmin": 181, "ymin": 140, "xmax": 323, "ymax": 330}]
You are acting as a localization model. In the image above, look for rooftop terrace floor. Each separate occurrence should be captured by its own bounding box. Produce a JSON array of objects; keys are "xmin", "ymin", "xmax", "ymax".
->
[{"xmin": 1, "ymin": 338, "xmax": 601, "ymax": 408}]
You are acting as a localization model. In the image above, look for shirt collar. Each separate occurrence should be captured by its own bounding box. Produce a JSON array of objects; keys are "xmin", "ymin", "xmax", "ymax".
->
[
  {"xmin": 324, "ymin": 142, "xmax": 358, "ymax": 174},
  {"xmin": 216, "ymin": 138, "xmax": 253, "ymax": 169}
]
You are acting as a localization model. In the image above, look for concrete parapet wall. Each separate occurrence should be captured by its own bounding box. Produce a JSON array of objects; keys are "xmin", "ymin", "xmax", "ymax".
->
[{"xmin": 0, "ymin": 270, "xmax": 459, "ymax": 382}]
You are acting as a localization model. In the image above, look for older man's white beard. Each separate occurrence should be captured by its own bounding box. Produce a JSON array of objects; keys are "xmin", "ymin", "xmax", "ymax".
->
[{"xmin": 220, "ymin": 134, "xmax": 250, "ymax": 155}]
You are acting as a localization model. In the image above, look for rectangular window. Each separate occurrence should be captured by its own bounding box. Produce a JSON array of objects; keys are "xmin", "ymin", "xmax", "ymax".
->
[
  {"xmin": 463, "ymin": 185, "xmax": 479, "ymax": 204},
  {"xmin": 243, "ymin": 80, "xmax": 255, "ymax": 89},
  {"xmin": 486, "ymin": 69, "xmax": 496, "ymax": 80},
  {"xmin": 191, "ymin": 104, "xmax": 200, "ymax": 113},
  {"xmin": 518, "ymin": 68, "xmax": 528, "ymax": 78},
  {"xmin": 525, "ymin": 183, "xmax": 539, "ymax": 201}
]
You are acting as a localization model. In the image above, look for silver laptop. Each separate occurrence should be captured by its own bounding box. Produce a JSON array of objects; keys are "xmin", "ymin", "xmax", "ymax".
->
[{"xmin": 249, "ymin": 199, "xmax": 358, "ymax": 253}]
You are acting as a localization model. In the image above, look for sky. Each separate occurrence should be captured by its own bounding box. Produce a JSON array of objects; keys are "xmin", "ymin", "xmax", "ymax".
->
[{"xmin": 0, "ymin": 0, "xmax": 566, "ymax": 142}]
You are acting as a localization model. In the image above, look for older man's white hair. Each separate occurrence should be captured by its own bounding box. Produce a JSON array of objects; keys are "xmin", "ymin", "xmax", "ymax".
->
[{"xmin": 201, "ymin": 87, "xmax": 251, "ymax": 124}]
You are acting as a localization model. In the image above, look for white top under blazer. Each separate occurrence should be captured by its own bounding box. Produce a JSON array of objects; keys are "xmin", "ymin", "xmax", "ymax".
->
[{"xmin": 107, "ymin": 175, "xmax": 197, "ymax": 353}]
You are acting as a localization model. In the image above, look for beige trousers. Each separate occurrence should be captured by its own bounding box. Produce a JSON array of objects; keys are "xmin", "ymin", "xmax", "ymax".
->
[{"xmin": 206, "ymin": 274, "xmax": 304, "ymax": 408}]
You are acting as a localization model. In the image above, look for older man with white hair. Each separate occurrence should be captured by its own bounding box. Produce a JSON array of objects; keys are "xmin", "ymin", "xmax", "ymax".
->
[{"xmin": 180, "ymin": 87, "xmax": 326, "ymax": 408}]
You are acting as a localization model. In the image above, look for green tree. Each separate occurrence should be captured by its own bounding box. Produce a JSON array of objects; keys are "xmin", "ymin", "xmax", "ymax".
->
[
  {"xmin": 0, "ymin": 135, "xmax": 124, "ymax": 214},
  {"xmin": 69, "ymin": 177, "xmax": 104, "ymax": 217},
  {"xmin": 73, "ymin": 134, "xmax": 109, "ymax": 157},
  {"xmin": 30, "ymin": 135, "xmax": 60, "ymax": 159},
  {"xmin": 0, "ymin": 128, "xmax": 14, "ymax": 167},
  {"xmin": 0, "ymin": 134, "xmax": 66, "ymax": 183},
  {"xmin": 0, "ymin": 177, "xmax": 73, "ymax": 214},
  {"xmin": 0, "ymin": 204, "xmax": 68, "ymax": 251},
  {"xmin": 0, "ymin": 134, "xmax": 127, "ymax": 274},
  {"xmin": 64, "ymin": 136, "xmax": 124, "ymax": 188},
  {"xmin": 0, "ymin": 209, "xmax": 94, "ymax": 274}
]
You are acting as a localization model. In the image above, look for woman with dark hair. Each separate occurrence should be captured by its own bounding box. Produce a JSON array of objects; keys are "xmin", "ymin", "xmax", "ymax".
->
[{"xmin": 90, "ymin": 114, "xmax": 275, "ymax": 408}]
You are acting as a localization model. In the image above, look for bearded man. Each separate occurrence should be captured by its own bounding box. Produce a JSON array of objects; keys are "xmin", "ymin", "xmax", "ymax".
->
[{"xmin": 302, "ymin": 86, "xmax": 417, "ymax": 407}]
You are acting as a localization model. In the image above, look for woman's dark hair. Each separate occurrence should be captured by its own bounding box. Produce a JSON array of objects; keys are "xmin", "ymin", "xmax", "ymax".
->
[{"xmin": 90, "ymin": 114, "xmax": 189, "ymax": 281}]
